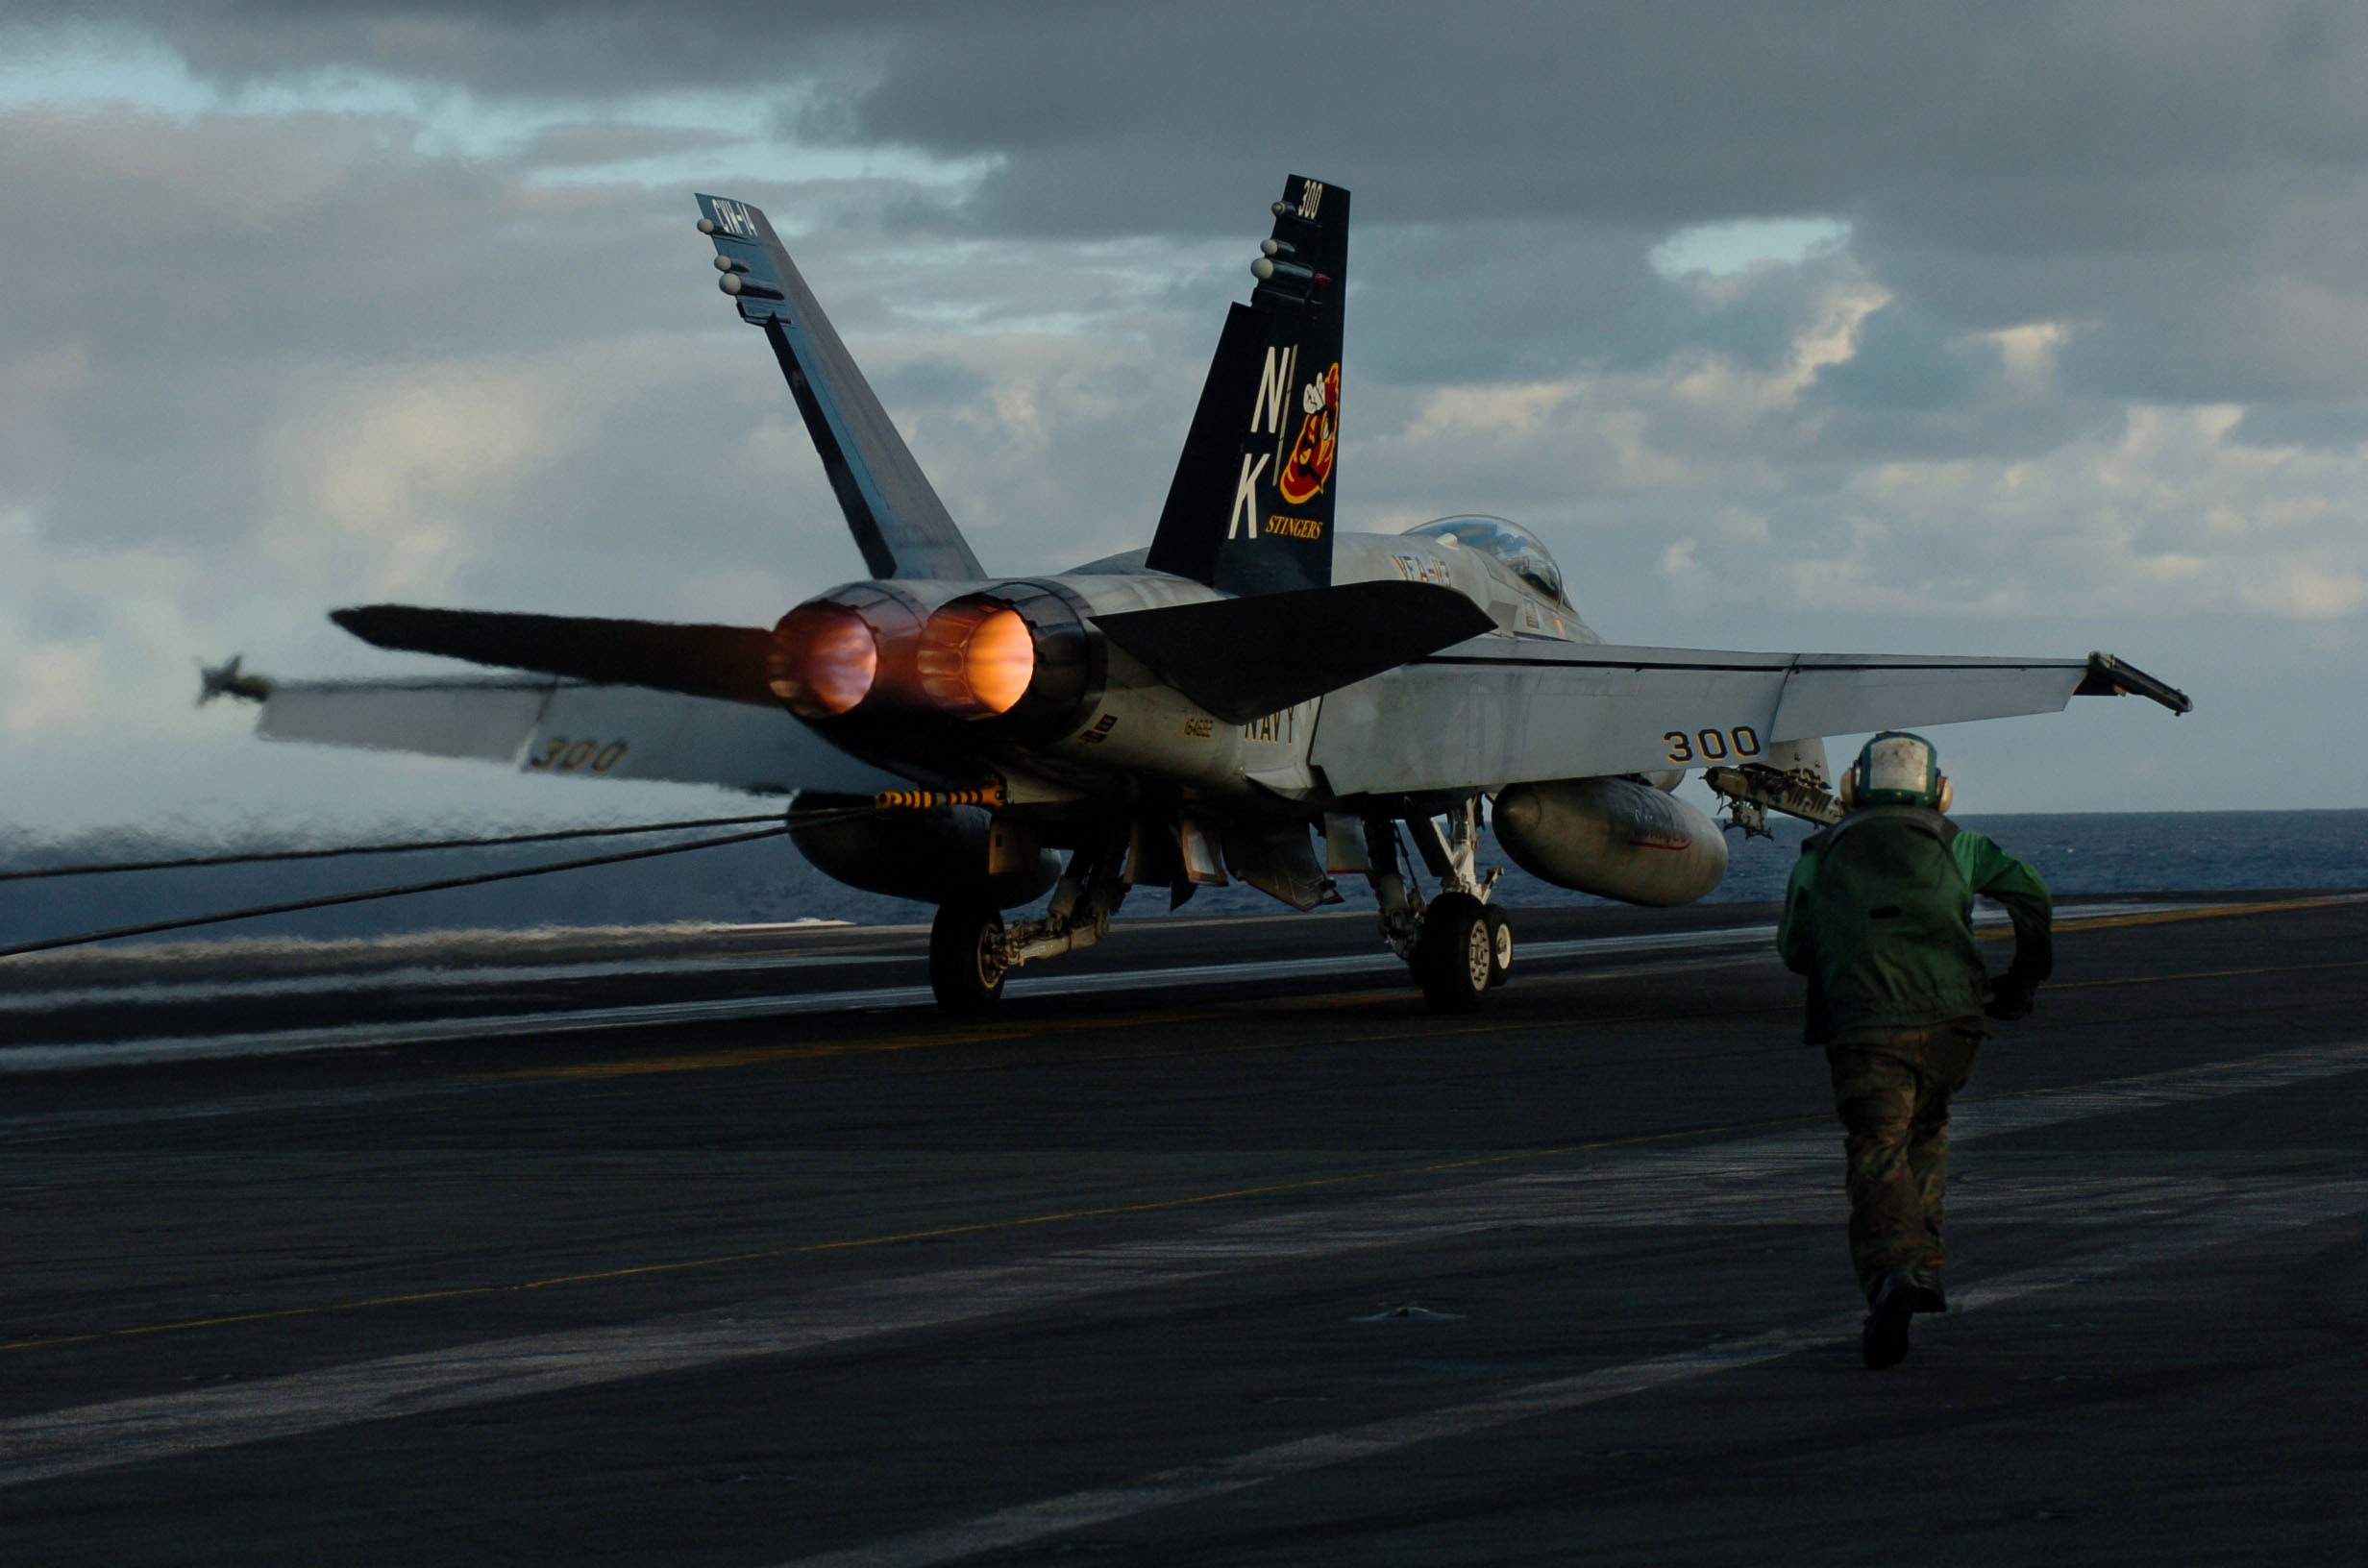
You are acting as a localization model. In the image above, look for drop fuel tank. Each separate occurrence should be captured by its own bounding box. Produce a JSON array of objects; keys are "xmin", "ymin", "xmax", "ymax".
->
[
  {"xmin": 1491, "ymin": 776, "xmax": 1729, "ymax": 908},
  {"xmin": 788, "ymin": 793, "xmax": 1062, "ymax": 909}
]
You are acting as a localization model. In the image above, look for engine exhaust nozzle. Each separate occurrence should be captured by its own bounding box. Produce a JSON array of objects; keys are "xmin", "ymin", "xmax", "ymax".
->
[
  {"xmin": 770, "ymin": 601, "xmax": 878, "ymax": 719},
  {"xmin": 919, "ymin": 600, "xmax": 1036, "ymax": 718}
]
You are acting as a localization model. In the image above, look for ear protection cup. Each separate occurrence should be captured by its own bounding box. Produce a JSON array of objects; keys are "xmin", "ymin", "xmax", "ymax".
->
[
  {"xmin": 1935, "ymin": 775, "xmax": 1953, "ymax": 814},
  {"xmin": 1838, "ymin": 772, "xmax": 1858, "ymax": 809}
]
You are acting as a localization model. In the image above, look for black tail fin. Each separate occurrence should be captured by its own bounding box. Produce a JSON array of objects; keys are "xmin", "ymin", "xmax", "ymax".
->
[
  {"xmin": 1146, "ymin": 175, "xmax": 1348, "ymax": 597},
  {"xmin": 696, "ymin": 193, "xmax": 984, "ymax": 582}
]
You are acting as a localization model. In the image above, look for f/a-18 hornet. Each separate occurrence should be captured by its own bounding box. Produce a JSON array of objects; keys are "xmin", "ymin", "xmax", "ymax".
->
[{"xmin": 229, "ymin": 176, "xmax": 2189, "ymax": 1011}]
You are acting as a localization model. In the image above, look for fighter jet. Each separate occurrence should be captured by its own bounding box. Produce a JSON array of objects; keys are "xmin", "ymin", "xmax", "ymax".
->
[{"xmin": 230, "ymin": 176, "xmax": 2189, "ymax": 1011}]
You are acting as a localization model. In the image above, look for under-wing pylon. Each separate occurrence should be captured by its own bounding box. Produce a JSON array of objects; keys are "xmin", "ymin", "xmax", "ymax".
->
[{"xmin": 224, "ymin": 174, "xmax": 2190, "ymax": 1012}]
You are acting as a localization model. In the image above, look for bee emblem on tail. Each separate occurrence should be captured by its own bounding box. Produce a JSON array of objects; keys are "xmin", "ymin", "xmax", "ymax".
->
[{"xmin": 1277, "ymin": 362, "xmax": 1340, "ymax": 505}]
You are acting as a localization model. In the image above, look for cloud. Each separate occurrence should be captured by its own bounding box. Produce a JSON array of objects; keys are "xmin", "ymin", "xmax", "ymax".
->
[
  {"xmin": 1651, "ymin": 218, "xmax": 1853, "ymax": 278},
  {"xmin": 3, "ymin": 3, "xmax": 2368, "ymax": 828},
  {"xmin": 1733, "ymin": 404, "xmax": 2368, "ymax": 621},
  {"xmin": 259, "ymin": 360, "xmax": 577, "ymax": 600}
]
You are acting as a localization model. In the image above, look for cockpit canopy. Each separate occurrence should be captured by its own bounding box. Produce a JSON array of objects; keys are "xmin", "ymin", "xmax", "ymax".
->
[{"xmin": 1402, "ymin": 516, "xmax": 1567, "ymax": 604}]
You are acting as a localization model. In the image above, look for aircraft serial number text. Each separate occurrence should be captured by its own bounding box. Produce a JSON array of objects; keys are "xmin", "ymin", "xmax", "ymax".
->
[
  {"xmin": 525, "ymin": 737, "xmax": 630, "ymax": 773},
  {"xmin": 1664, "ymin": 726, "xmax": 1760, "ymax": 764}
]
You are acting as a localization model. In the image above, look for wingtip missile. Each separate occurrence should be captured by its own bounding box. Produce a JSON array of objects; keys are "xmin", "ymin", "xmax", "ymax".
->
[{"xmin": 196, "ymin": 653, "xmax": 273, "ymax": 706}]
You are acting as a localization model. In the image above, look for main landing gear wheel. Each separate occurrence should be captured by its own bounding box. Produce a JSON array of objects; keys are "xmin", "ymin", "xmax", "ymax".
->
[
  {"xmin": 929, "ymin": 901, "xmax": 1006, "ymax": 1012},
  {"xmin": 1483, "ymin": 905, "xmax": 1513, "ymax": 989},
  {"xmin": 1413, "ymin": 891, "xmax": 1492, "ymax": 1013}
]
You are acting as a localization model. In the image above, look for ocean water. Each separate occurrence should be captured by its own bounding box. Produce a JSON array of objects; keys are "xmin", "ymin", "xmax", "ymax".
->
[
  {"xmin": 1694, "ymin": 810, "xmax": 2368, "ymax": 907},
  {"xmin": 2, "ymin": 811, "xmax": 2365, "ymax": 952}
]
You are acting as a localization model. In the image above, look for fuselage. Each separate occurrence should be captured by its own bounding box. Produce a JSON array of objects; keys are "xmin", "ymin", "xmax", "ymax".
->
[{"xmin": 781, "ymin": 524, "xmax": 1593, "ymax": 810}]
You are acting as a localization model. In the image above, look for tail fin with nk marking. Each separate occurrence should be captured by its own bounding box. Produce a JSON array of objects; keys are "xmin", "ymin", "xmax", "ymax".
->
[{"xmin": 1146, "ymin": 175, "xmax": 1349, "ymax": 598}]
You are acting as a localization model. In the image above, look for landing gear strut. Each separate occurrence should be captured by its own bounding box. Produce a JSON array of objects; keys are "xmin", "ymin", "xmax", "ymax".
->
[
  {"xmin": 1362, "ymin": 798, "xmax": 1512, "ymax": 1013},
  {"xmin": 925, "ymin": 824, "xmax": 1133, "ymax": 1011}
]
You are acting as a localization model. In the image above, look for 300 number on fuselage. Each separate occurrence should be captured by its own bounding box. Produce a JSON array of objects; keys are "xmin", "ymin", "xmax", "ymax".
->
[{"xmin": 1662, "ymin": 726, "xmax": 1760, "ymax": 764}]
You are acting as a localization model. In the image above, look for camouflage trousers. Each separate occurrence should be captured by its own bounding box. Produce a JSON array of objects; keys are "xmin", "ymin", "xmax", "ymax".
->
[{"xmin": 1825, "ymin": 1017, "xmax": 1986, "ymax": 1302}]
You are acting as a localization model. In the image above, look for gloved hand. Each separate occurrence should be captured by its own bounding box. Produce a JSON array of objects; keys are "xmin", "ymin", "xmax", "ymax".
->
[{"xmin": 1986, "ymin": 971, "xmax": 2037, "ymax": 1021}]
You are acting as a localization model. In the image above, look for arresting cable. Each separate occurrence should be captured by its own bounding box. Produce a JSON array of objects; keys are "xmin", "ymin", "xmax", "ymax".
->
[
  {"xmin": 0, "ymin": 796, "xmax": 948, "ymax": 960},
  {"xmin": 0, "ymin": 813, "xmax": 794, "ymax": 883},
  {"xmin": 0, "ymin": 824, "xmax": 799, "ymax": 961}
]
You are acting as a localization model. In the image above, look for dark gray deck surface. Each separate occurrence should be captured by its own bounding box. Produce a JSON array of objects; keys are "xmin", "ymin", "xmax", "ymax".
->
[{"xmin": 3, "ymin": 892, "xmax": 2364, "ymax": 1565}]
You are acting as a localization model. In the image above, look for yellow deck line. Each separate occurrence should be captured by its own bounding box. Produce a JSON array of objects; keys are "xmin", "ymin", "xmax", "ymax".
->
[{"xmin": 2045, "ymin": 891, "xmax": 2367, "ymax": 935}]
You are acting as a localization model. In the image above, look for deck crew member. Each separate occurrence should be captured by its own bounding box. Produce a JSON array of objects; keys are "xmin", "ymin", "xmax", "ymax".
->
[{"xmin": 1777, "ymin": 731, "xmax": 2052, "ymax": 1369}]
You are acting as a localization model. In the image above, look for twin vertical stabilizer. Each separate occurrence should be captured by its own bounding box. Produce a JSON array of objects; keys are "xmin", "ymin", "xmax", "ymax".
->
[
  {"xmin": 1146, "ymin": 175, "xmax": 1350, "ymax": 597},
  {"xmin": 697, "ymin": 193, "xmax": 983, "ymax": 582},
  {"xmin": 696, "ymin": 179, "xmax": 1350, "ymax": 596}
]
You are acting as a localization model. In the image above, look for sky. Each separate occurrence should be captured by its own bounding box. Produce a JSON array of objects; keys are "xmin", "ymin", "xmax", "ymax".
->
[{"xmin": 4, "ymin": 1, "xmax": 2367, "ymax": 842}]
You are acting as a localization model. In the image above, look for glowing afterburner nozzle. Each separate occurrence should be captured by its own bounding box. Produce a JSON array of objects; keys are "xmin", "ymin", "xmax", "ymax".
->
[
  {"xmin": 770, "ymin": 602, "xmax": 878, "ymax": 718},
  {"xmin": 965, "ymin": 611, "xmax": 1034, "ymax": 712},
  {"xmin": 919, "ymin": 601, "xmax": 1036, "ymax": 718}
]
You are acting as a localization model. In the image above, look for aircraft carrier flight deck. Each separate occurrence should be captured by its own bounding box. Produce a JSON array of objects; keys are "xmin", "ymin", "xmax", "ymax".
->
[{"xmin": 3, "ymin": 891, "xmax": 2365, "ymax": 1564}]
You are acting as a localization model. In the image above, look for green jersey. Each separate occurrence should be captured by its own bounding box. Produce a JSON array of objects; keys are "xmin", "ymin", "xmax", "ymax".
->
[{"xmin": 1777, "ymin": 805, "xmax": 2052, "ymax": 1041}]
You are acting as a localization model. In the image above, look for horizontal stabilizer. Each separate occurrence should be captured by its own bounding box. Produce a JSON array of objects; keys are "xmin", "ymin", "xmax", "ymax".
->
[
  {"xmin": 332, "ymin": 605, "xmax": 776, "ymax": 706},
  {"xmin": 1090, "ymin": 580, "xmax": 1495, "ymax": 724}
]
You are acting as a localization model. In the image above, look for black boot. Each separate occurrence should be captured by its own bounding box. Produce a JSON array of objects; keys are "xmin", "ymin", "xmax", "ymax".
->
[
  {"xmin": 1910, "ymin": 1270, "xmax": 1947, "ymax": 1314},
  {"xmin": 1862, "ymin": 1269, "xmax": 1916, "ymax": 1369}
]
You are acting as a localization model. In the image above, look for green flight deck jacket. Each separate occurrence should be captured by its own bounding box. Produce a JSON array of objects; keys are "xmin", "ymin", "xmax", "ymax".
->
[{"xmin": 1777, "ymin": 805, "xmax": 2053, "ymax": 1042}]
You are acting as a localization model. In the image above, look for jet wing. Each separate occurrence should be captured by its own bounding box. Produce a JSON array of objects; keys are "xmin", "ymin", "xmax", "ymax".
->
[
  {"xmin": 1309, "ymin": 642, "xmax": 2189, "ymax": 796},
  {"xmin": 257, "ymin": 677, "xmax": 907, "ymax": 795}
]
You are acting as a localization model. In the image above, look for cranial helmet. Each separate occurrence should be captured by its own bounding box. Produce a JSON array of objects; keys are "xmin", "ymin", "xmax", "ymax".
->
[{"xmin": 1838, "ymin": 730, "xmax": 1954, "ymax": 813}]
